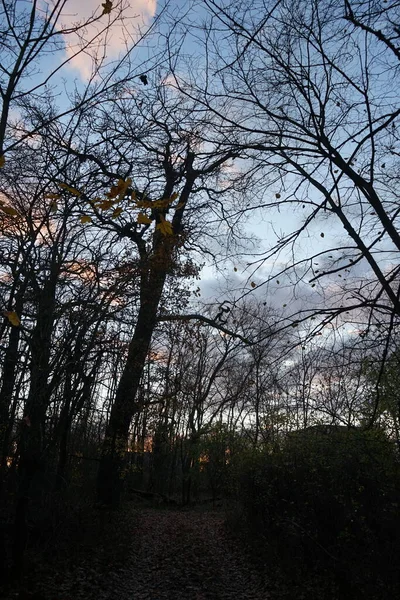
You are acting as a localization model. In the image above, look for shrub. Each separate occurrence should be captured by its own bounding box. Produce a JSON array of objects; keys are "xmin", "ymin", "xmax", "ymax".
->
[{"xmin": 238, "ymin": 427, "xmax": 400, "ymax": 599}]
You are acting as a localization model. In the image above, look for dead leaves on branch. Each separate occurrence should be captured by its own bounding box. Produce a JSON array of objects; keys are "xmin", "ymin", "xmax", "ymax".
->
[{"xmin": 58, "ymin": 177, "xmax": 179, "ymax": 236}]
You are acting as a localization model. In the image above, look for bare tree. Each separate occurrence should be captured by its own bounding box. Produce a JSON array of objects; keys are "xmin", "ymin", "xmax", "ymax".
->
[{"xmin": 175, "ymin": 0, "xmax": 400, "ymax": 341}]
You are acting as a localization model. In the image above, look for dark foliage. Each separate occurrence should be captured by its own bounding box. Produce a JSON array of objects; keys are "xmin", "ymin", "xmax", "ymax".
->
[{"xmin": 238, "ymin": 428, "xmax": 400, "ymax": 599}]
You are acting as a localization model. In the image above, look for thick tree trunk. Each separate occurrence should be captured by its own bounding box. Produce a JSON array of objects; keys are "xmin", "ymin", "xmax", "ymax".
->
[
  {"xmin": 12, "ymin": 277, "xmax": 56, "ymax": 575},
  {"xmin": 96, "ymin": 268, "xmax": 166, "ymax": 507},
  {"xmin": 0, "ymin": 294, "xmax": 24, "ymax": 474}
]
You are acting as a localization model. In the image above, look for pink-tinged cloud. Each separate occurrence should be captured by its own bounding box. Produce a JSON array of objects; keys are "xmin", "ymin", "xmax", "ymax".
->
[{"xmin": 41, "ymin": 0, "xmax": 157, "ymax": 79}]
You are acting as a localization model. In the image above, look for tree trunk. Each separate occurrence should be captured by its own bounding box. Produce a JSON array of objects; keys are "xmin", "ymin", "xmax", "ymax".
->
[
  {"xmin": 96, "ymin": 268, "xmax": 166, "ymax": 507},
  {"xmin": 0, "ymin": 293, "xmax": 24, "ymax": 474},
  {"xmin": 12, "ymin": 276, "xmax": 56, "ymax": 575}
]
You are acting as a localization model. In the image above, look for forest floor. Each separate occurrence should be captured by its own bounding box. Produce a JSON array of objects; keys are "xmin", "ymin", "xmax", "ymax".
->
[{"xmin": 7, "ymin": 503, "xmax": 270, "ymax": 600}]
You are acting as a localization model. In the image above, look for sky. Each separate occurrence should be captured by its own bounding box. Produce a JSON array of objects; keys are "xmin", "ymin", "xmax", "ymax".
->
[
  {"xmin": 34, "ymin": 0, "xmax": 157, "ymax": 81},
  {"xmin": 11, "ymin": 0, "xmax": 394, "ymax": 335}
]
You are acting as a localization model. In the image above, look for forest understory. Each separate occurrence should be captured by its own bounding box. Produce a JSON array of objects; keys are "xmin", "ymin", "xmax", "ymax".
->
[{"xmin": 2, "ymin": 501, "xmax": 269, "ymax": 600}]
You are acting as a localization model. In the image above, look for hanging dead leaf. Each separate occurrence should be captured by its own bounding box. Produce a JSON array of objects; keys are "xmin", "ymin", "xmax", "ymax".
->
[
  {"xmin": 80, "ymin": 215, "xmax": 92, "ymax": 224},
  {"xmin": 106, "ymin": 178, "xmax": 131, "ymax": 200},
  {"xmin": 137, "ymin": 212, "xmax": 152, "ymax": 225},
  {"xmin": 0, "ymin": 154, "xmax": 5, "ymax": 168},
  {"xmin": 45, "ymin": 193, "xmax": 61, "ymax": 200},
  {"xmin": 96, "ymin": 200, "xmax": 114, "ymax": 210},
  {"xmin": 112, "ymin": 207, "xmax": 123, "ymax": 219},
  {"xmin": 136, "ymin": 199, "xmax": 153, "ymax": 209},
  {"xmin": 4, "ymin": 310, "xmax": 20, "ymax": 326},
  {"xmin": 250, "ymin": 281, "xmax": 256, "ymax": 288},
  {"xmin": 102, "ymin": 0, "xmax": 112, "ymax": 15},
  {"xmin": 59, "ymin": 183, "xmax": 81, "ymax": 196},
  {"xmin": 0, "ymin": 206, "xmax": 19, "ymax": 217},
  {"xmin": 156, "ymin": 216, "xmax": 173, "ymax": 235},
  {"xmin": 50, "ymin": 201, "xmax": 58, "ymax": 213}
]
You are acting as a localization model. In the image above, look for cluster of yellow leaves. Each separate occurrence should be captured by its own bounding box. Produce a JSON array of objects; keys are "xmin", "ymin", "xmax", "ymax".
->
[
  {"xmin": 76, "ymin": 178, "xmax": 178, "ymax": 235},
  {"xmin": 136, "ymin": 192, "xmax": 179, "ymax": 211},
  {"xmin": 4, "ymin": 311, "xmax": 20, "ymax": 326}
]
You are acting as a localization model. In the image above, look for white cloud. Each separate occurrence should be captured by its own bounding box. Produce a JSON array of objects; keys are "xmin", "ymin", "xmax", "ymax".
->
[{"xmin": 41, "ymin": 0, "xmax": 157, "ymax": 79}]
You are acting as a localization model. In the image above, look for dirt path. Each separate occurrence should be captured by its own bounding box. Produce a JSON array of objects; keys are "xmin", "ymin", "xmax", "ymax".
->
[
  {"xmin": 35, "ymin": 507, "xmax": 269, "ymax": 600},
  {"xmin": 118, "ymin": 508, "xmax": 268, "ymax": 600}
]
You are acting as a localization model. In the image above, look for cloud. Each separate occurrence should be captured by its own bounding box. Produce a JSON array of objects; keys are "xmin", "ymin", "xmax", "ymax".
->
[{"xmin": 42, "ymin": 0, "xmax": 157, "ymax": 80}]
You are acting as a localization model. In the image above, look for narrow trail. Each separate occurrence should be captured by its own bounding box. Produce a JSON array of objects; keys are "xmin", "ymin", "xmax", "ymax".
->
[
  {"xmin": 118, "ymin": 508, "xmax": 268, "ymax": 600},
  {"xmin": 37, "ymin": 507, "xmax": 269, "ymax": 600}
]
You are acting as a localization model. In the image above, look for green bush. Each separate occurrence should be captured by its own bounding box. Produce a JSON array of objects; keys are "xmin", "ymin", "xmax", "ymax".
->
[{"xmin": 238, "ymin": 427, "xmax": 400, "ymax": 599}]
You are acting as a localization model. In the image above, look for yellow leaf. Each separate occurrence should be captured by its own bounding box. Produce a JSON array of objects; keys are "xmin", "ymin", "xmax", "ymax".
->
[
  {"xmin": 152, "ymin": 193, "xmax": 179, "ymax": 209},
  {"xmin": 136, "ymin": 199, "xmax": 153, "ymax": 209},
  {"xmin": 45, "ymin": 193, "xmax": 61, "ymax": 200},
  {"xmin": 59, "ymin": 183, "xmax": 81, "ymax": 197},
  {"xmin": 80, "ymin": 215, "xmax": 92, "ymax": 224},
  {"xmin": 152, "ymin": 198, "xmax": 172, "ymax": 209},
  {"xmin": 0, "ymin": 206, "xmax": 19, "ymax": 217},
  {"xmin": 0, "ymin": 154, "xmax": 5, "ymax": 168},
  {"xmin": 112, "ymin": 207, "xmax": 123, "ymax": 219},
  {"xmin": 106, "ymin": 178, "xmax": 131, "ymax": 200},
  {"xmin": 4, "ymin": 310, "xmax": 20, "ymax": 326},
  {"xmin": 156, "ymin": 216, "xmax": 173, "ymax": 236},
  {"xmin": 106, "ymin": 186, "xmax": 119, "ymax": 199},
  {"xmin": 96, "ymin": 200, "xmax": 114, "ymax": 210},
  {"xmin": 102, "ymin": 0, "xmax": 112, "ymax": 15},
  {"xmin": 137, "ymin": 212, "xmax": 152, "ymax": 225}
]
